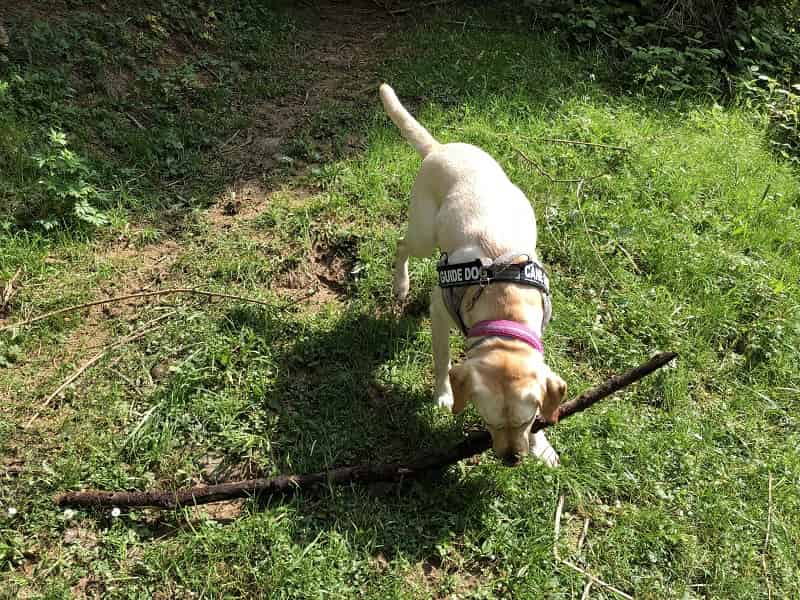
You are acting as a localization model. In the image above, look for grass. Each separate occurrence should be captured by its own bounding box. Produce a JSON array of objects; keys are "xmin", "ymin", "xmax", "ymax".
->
[{"xmin": 1, "ymin": 2, "xmax": 799, "ymax": 598}]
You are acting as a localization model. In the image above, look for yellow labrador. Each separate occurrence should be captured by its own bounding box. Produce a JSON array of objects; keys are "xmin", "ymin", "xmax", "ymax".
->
[{"xmin": 380, "ymin": 84, "xmax": 565, "ymax": 466}]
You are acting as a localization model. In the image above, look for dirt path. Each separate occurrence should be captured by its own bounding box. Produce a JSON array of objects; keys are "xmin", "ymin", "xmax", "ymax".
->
[
  {"xmin": 0, "ymin": 1, "xmax": 407, "ymax": 413},
  {"xmin": 222, "ymin": 1, "xmax": 398, "ymax": 180}
]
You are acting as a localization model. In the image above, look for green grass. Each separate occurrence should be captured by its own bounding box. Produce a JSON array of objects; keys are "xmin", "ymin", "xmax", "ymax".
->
[{"xmin": 2, "ymin": 3, "xmax": 799, "ymax": 599}]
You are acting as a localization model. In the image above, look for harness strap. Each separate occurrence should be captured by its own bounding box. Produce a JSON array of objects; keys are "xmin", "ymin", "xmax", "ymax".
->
[{"xmin": 437, "ymin": 252, "xmax": 552, "ymax": 336}]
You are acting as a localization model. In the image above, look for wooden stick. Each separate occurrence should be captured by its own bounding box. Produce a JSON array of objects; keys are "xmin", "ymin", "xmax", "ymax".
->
[
  {"xmin": 553, "ymin": 494, "xmax": 565, "ymax": 559},
  {"xmin": 1, "ymin": 287, "xmax": 300, "ymax": 333},
  {"xmin": 54, "ymin": 352, "xmax": 677, "ymax": 509},
  {"xmin": 537, "ymin": 137, "xmax": 628, "ymax": 152},
  {"xmin": 577, "ymin": 517, "xmax": 590, "ymax": 551},
  {"xmin": 125, "ymin": 112, "xmax": 145, "ymax": 130},
  {"xmin": 559, "ymin": 557, "xmax": 633, "ymax": 600},
  {"xmin": 580, "ymin": 579, "xmax": 593, "ymax": 600},
  {"xmin": 443, "ymin": 20, "xmax": 516, "ymax": 32},
  {"xmin": 25, "ymin": 315, "xmax": 172, "ymax": 428}
]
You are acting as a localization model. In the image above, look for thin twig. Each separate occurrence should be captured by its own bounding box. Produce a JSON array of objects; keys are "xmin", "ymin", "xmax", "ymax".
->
[
  {"xmin": 577, "ymin": 517, "xmax": 590, "ymax": 551},
  {"xmin": 389, "ymin": 0, "xmax": 452, "ymax": 15},
  {"xmin": 578, "ymin": 516, "xmax": 593, "ymax": 599},
  {"xmin": 553, "ymin": 495, "xmax": 633, "ymax": 600},
  {"xmin": 219, "ymin": 129, "xmax": 241, "ymax": 151},
  {"xmin": 222, "ymin": 131, "xmax": 253, "ymax": 154},
  {"xmin": 763, "ymin": 472, "xmax": 774, "ymax": 600},
  {"xmin": 356, "ymin": 82, "xmax": 381, "ymax": 96},
  {"xmin": 1, "ymin": 288, "xmax": 279, "ymax": 333},
  {"xmin": 538, "ymin": 137, "xmax": 628, "ymax": 152},
  {"xmin": 1, "ymin": 267, "xmax": 22, "ymax": 314},
  {"xmin": 560, "ymin": 558, "xmax": 633, "ymax": 600},
  {"xmin": 199, "ymin": 63, "xmax": 222, "ymax": 83},
  {"xmin": 125, "ymin": 112, "xmax": 145, "ymax": 130},
  {"xmin": 443, "ymin": 20, "xmax": 516, "ymax": 32},
  {"xmin": 25, "ymin": 315, "xmax": 172, "ymax": 428},
  {"xmin": 371, "ymin": 0, "xmax": 393, "ymax": 17},
  {"xmin": 553, "ymin": 494, "xmax": 565, "ymax": 559},
  {"xmin": 512, "ymin": 146, "xmax": 605, "ymax": 184},
  {"xmin": 613, "ymin": 240, "xmax": 641, "ymax": 274}
]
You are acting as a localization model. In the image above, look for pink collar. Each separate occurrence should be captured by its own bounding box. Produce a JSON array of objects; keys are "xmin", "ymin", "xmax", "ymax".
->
[{"xmin": 467, "ymin": 320, "xmax": 544, "ymax": 354}]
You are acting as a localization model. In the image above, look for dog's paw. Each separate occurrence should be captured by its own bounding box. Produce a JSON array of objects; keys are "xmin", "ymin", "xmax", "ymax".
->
[
  {"xmin": 435, "ymin": 392, "xmax": 454, "ymax": 412},
  {"xmin": 530, "ymin": 432, "xmax": 560, "ymax": 468}
]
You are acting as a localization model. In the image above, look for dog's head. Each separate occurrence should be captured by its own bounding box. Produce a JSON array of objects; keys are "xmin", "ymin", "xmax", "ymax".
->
[{"xmin": 449, "ymin": 338, "xmax": 566, "ymax": 465}]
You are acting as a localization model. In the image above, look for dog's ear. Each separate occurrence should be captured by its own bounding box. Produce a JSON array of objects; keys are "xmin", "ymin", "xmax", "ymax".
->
[
  {"xmin": 541, "ymin": 370, "xmax": 566, "ymax": 424},
  {"xmin": 449, "ymin": 363, "xmax": 474, "ymax": 415}
]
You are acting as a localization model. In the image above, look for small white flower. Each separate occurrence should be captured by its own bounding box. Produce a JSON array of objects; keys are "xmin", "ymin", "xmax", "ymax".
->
[
  {"xmin": 63, "ymin": 508, "xmax": 76, "ymax": 520},
  {"xmin": 7, "ymin": 507, "xmax": 17, "ymax": 517},
  {"xmin": 111, "ymin": 507, "xmax": 121, "ymax": 518}
]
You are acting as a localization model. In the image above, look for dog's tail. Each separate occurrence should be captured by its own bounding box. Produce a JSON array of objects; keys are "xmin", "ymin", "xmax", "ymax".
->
[{"xmin": 379, "ymin": 83, "xmax": 439, "ymax": 158}]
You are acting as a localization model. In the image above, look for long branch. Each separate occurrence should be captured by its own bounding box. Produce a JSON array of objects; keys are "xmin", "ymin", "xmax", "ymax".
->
[
  {"xmin": 1, "ymin": 287, "xmax": 315, "ymax": 333},
  {"xmin": 54, "ymin": 352, "xmax": 677, "ymax": 509}
]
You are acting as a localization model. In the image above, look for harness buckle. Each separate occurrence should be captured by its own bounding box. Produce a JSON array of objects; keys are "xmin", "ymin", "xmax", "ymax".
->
[{"xmin": 479, "ymin": 267, "xmax": 491, "ymax": 287}]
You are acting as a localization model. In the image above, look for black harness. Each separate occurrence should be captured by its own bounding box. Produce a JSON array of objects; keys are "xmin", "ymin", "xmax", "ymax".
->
[{"xmin": 436, "ymin": 251, "xmax": 552, "ymax": 336}]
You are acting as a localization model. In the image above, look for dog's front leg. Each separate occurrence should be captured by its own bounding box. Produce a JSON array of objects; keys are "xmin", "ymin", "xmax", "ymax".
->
[
  {"xmin": 530, "ymin": 430, "xmax": 559, "ymax": 467},
  {"xmin": 430, "ymin": 290, "xmax": 454, "ymax": 410}
]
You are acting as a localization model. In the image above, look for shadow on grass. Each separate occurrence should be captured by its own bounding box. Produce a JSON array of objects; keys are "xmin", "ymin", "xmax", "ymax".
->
[
  {"xmin": 252, "ymin": 306, "xmax": 497, "ymax": 563},
  {"xmin": 131, "ymin": 303, "xmax": 497, "ymax": 563},
  {"xmin": 221, "ymin": 304, "xmax": 453, "ymax": 473}
]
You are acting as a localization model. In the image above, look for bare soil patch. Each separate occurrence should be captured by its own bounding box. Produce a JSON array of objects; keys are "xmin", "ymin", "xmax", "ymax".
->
[
  {"xmin": 270, "ymin": 235, "xmax": 359, "ymax": 308},
  {"xmin": 405, "ymin": 556, "xmax": 483, "ymax": 598},
  {"xmin": 215, "ymin": 0, "xmax": 399, "ymax": 200}
]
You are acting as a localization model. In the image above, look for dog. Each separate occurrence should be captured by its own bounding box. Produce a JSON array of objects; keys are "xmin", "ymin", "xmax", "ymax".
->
[{"xmin": 379, "ymin": 84, "xmax": 566, "ymax": 466}]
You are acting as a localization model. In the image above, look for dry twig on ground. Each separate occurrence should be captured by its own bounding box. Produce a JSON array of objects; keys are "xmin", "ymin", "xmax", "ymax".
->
[
  {"xmin": 0, "ymin": 267, "xmax": 23, "ymax": 316},
  {"xmin": 553, "ymin": 495, "xmax": 633, "ymax": 600},
  {"xmin": 25, "ymin": 313, "xmax": 175, "ymax": 428},
  {"xmin": 389, "ymin": 0, "xmax": 453, "ymax": 15},
  {"xmin": 537, "ymin": 137, "xmax": 628, "ymax": 152},
  {"xmin": 513, "ymin": 146, "xmax": 606, "ymax": 184},
  {"xmin": 1, "ymin": 287, "xmax": 314, "ymax": 333}
]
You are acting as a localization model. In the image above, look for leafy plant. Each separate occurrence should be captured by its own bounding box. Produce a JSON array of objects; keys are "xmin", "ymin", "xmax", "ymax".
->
[
  {"xmin": 744, "ymin": 74, "xmax": 800, "ymax": 165},
  {"xmin": 31, "ymin": 128, "xmax": 109, "ymax": 229},
  {"xmin": 522, "ymin": 0, "xmax": 800, "ymax": 97}
]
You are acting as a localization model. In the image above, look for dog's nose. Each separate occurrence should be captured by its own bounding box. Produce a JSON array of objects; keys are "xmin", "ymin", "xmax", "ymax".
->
[{"xmin": 501, "ymin": 452, "xmax": 522, "ymax": 467}]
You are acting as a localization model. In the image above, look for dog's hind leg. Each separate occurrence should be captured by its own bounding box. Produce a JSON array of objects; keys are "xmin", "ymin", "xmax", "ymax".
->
[
  {"xmin": 393, "ymin": 238, "xmax": 412, "ymax": 300},
  {"xmin": 393, "ymin": 179, "xmax": 436, "ymax": 300}
]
